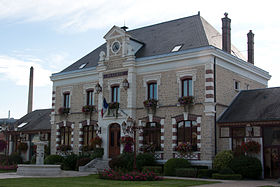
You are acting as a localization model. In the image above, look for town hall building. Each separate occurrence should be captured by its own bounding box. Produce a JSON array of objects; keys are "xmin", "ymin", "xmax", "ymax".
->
[{"xmin": 50, "ymin": 13, "xmax": 271, "ymax": 168}]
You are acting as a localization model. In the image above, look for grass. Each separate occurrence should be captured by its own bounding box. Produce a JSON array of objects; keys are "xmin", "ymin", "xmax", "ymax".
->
[{"xmin": 0, "ymin": 174, "xmax": 217, "ymax": 187}]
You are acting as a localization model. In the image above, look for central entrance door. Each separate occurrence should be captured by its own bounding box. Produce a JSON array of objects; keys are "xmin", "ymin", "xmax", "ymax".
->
[{"xmin": 109, "ymin": 123, "xmax": 120, "ymax": 158}]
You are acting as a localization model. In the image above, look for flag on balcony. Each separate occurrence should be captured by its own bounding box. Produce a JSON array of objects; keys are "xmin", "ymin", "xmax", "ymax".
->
[{"xmin": 101, "ymin": 98, "xmax": 108, "ymax": 117}]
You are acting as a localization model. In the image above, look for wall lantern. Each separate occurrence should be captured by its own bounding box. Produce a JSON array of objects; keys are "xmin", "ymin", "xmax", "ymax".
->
[
  {"xmin": 95, "ymin": 83, "xmax": 102, "ymax": 94},
  {"xmin": 122, "ymin": 79, "xmax": 129, "ymax": 90}
]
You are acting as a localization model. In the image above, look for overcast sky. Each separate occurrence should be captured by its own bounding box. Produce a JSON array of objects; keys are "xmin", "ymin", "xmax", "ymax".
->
[{"xmin": 0, "ymin": 0, "xmax": 279, "ymax": 119}]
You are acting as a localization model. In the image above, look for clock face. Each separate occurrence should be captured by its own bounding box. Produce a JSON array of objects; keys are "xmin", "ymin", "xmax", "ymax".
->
[{"xmin": 111, "ymin": 41, "xmax": 120, "ymax": 53}]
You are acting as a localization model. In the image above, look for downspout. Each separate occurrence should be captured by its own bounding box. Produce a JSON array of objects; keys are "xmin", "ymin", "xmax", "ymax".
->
[{"xmin": 214, "ymin": 56, "xmax": 217, "ymax": 155}]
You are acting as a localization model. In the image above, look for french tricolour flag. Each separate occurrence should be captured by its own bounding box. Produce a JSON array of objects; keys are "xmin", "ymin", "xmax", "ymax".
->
[{"xmin": 101, "ymin": 98, "xmax": 108, "ymax": 117}]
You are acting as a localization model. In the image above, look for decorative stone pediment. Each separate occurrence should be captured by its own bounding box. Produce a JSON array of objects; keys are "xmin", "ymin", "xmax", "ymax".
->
[{"xmin": 104, "ymin": 26, "xmax": 129, "ymax": 40}]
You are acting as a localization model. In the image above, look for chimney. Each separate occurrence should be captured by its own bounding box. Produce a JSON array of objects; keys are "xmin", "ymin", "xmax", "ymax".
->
[
  {"xmin": 247, "ymin": 30, "xmax": 254, "ymax": 64},
  {"xmin": 27, "ymin": 66, "xmax": 33, "ymax": 113},
  {"xmin": 8, "ymin": 110, "xmax": 10, "ymax": 119},
  {"xmin": 222, "ymin": 12, "xmax": 231, "ymax": 53}
]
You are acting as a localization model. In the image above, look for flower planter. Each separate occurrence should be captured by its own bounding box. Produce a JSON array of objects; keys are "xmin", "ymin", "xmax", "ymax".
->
[
  {"xmin": 143, "ymin": 99, "xmax": 158, "ymax": 115},
  {"xmin": 58, "ymin": 107, "xmax": 70, "ymax": 115},
  {"xmin": 82, "ymin": 105, "xmax": 96, "ymax": 114}
]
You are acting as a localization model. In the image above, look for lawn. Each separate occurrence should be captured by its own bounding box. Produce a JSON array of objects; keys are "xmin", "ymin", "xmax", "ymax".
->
[{"xmin": 0, "ymin": 174, "xmax": 216, "ymax": 187}]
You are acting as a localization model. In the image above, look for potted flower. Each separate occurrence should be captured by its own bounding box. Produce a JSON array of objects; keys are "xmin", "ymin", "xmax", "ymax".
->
[
  {"xmin": 121, "ymin": 136, "xmax": 134, "ymax": 153},
  {"xmin": 175, "ymin": 142, "xmax": 193, "ymax": 157},
  {"xmin": 17, "ymin": 142, "xmax": 28, "ymax": 153},
  {"xmin": 178, "ymin": 96, "xmax": 194, "ymax": 112},
  {"xmin": 143, "ymin": 99, "xmax": 158, "ymax": 114},
  {"xmin": 108, "ymin": 102, "xmax": 119, "ymax": 117},
  {"xmin": 82, "ymin": 105, "xmax": 96, "ymax": 114},
  {"xmin": 90, "ymin": 136, "xmax": 102, "ymax": 148},
  {"xmin": 58, "ymin": 107, "xmax": 70, "ymax": 115}
]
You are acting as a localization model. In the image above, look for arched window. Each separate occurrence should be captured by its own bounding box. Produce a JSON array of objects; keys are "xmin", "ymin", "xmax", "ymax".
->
[
  {"xmin": 143, "ymin": 122, "xmax": 161, "ymax": 151},
  {"xmin": 83, "ymin": 125, "xmax": 95, "ymax": 146},
  {"xmin": 177, "ymin": 120, "xmax": 197, "ymax": 150},
  {"xmin": 60, "ymin": 126, "xmax": 71, "ymax": 146}
]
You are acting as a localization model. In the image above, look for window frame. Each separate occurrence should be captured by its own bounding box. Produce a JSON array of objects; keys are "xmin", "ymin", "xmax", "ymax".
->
[
  {"xmin": 86, "ymin": 89, "xmax": 94, "ymax": 106},
  {"xmin": 63, "ymin": 92, "xmax": 70, "ymax": 108},
  {"xmin": 177, "ymin": 120, "xmax": 197, "ymax": 147},
  {"xmin": 143, "ymin": 122, "xmax": 161, "ymax": 150},
  {"xmin": 111, "ymin": 85, "xmax": 120, "ymax": 103},
  {"xmin": 60, "ymin": 126, "xmax": 71, "ymax": 146},
  {"xmin": 231, "ymin": 127, "xmax": 245, "ymax": 150},
  {"xmin": 234, "ymin": 80, "xmax": 240, "ymax": 91},
  {"xmin": 83, "ymin": 125, "xmax": 95, "ymax": 146},
  {"xmin": 181, "ymin": 77, "xmax": 193, "ymax": 97},
  {"xmin": 147, "ymin": 81, "xmax": 158, "ymax": 100}
]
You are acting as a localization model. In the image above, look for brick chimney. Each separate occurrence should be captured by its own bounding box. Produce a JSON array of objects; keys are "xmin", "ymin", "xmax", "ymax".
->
[
  {"xmin": 222, "ymin": 12, "xmax": 231, "ymax": 53},
  {"xmin": 27, "ymin": 66, "xmax": 33, "ymax": 113},
  {"xmin": 247, "ymin": 30, "xmax": 254, "ymax": 64}
]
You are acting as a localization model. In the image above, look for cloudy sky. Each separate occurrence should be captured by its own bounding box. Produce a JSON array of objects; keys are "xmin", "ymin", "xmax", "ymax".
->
[{"xmin": 0, "ymin": 0, "xmax": 279, "ymax": 119}]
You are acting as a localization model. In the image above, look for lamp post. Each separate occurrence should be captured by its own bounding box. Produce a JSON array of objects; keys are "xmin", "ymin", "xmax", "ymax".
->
[{"xmin": 122, "ymin": 116, "xmax": 142, "ymax": 170}]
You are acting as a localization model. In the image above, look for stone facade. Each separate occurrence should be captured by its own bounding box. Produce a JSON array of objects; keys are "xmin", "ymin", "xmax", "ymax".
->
[{"xmin": 50, "ymin": 22, "xmax": 270, "ymax": 167}]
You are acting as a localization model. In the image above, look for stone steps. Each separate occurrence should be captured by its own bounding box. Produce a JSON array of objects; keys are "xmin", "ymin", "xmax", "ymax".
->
[{"xmin": 79, "ymin": 158, "xmax": 110, "ymax": 174}]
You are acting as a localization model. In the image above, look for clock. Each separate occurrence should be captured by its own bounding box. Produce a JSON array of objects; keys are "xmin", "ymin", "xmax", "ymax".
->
[{"xmin": 111, "ymin": 41, "xmax": 120, "ymax": 53}]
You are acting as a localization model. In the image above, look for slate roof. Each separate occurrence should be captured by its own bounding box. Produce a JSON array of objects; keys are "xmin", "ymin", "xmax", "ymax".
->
[
  {"xmin": 217, "ymin": 87, "xmax": 280, "ymax": 123},
  {"xmin": 13, "ymin": 109, "xmax": 51, "ymax": 132},
  {"xmin": 59, "ymin": 14, "xmax": 244, "ymax": 74}
]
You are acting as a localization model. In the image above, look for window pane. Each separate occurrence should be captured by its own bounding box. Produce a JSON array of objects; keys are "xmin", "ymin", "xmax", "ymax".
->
[
  {"xmin": 143, "ymin": 123, "xmax": 160, "ymax": 150},
  {"xmin": 232, "ymin": 128, "xmax": 245, "ymax": 137},
  {"xmin": 188, "ymin": 80, "xmax": 193, "ymax": 96},
  {"xmin": 183, "ymin": 80, "xmax": 188, "ymax": 96},
  {"xmin": 154, "ymin": 84, "xmax": 157, "ymax": 99},
  {"xmin": 149, "ymin": 84, "xmax": 153, "ymax": 99},
  {"xmin": 117, "ymin": 87, "xmax": 120, "ymax": 102},
  {"xmin": 87, "ymin": 91, "xmax": 93, "ymax": 105}
]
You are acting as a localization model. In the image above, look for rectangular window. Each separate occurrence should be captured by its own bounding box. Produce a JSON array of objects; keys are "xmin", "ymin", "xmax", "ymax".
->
[
  {"xmin": 182, "ymin": 79, "xmax": 193, "ymax": 96},
  {"xmin": 63, "ymin": 93, "xmax": 70, "ymax": 108},
  {"xmin": 83, "ymin": 125, "xmax": 95, "ymax": 146},
  {"xmin": 60, "ymin": 126, "xmax": 71, "ymax": 146},
  {"xmin": 234, "ymin": 80, "xmax": 240, "ymax": 91},
  {"xmin": 177, "ymin": 121, "xmax": 197, "ymax": 150},
  {"xmin": 232, "ymin": 127, "xmax": 245, "ymax": 150},
  {"xmin": 87, "ymin": 90, "xmax": 94, "ymax": 105},
  {"xmin": 143, "ymin": 123, "xmax": 161, "ymax": 151},
  {"xmin": 111, "ymin": 86, "xmax": 120, "ymax": 102},
  {"xmin": 148, "ymin": 82, "xmax": 157, "ymax": 100}
]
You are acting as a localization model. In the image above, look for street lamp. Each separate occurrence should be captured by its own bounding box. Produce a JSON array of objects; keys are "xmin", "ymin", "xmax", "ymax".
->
[
  {"xmin": 122, "ymin": 116, "xmax": 143, "ymax": 170},
  {"xmin": 95, "ymin": 83, "xmax": 102, "ymax": 94}
]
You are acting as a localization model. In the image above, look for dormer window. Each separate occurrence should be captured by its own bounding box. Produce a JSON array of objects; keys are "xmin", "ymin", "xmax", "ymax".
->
[
  {"xmin": 79, "ymin": 63, "xmax": 87, "ymax": 69},
  {"xmin": 172, "ymin": 45, "xmax": 182, "ymax": 52}
]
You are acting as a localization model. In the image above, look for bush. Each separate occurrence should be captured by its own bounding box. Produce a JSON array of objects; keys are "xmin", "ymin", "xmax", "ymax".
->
[
  {"xmin": 213, "ymin": 150, "xmax": 233, "ymax": 171},
  {"xmin": 219, "ymin": 167, "xmax": 234, "ymax": 174},
  {"xmin": 164, "ymin": 158, "xmax": 191, "ymax": 176},
  {"xmin": 230, "ymin": 155, "xmax": 262, "ymax": 179},
  {"xmin": 62, "ymin": 154, "xmax": 78, "ymax": 170},
  {"xmin": 175, "ymin": 168, "xmax": 197, "ymax": 178},
  {"xmin": 212, "ymin": 173, "xmax": 242, "ymax": 180},
  {"xmin": 44, "ymin": 155, "xmax": 64, "ymax": 165},
  {"xmin": 191, "ymin": 165, "xmax": 208, "ymax": 170},
  {"xmin": 8, "ymin": 152, "xmax": 23, "ymax": 165},
  {"xmin": 197, "ymin": 169, "xmax": 215, "ymax": 178},
  {"xmin": 109, "ymin": 153, "xmax": 134, "ymax": 171},
  {"xmin": 76, "ymin": 157, "xmax": 92, "ymax": 169},
  {"xmin": 91, "ymin": 148, "xmax": 104, "ymax": 159},
  {"xmin": 136, "ymin": 153, "xmax": 156, "ymax": 171},
  {"xmin": 142, "ymin": 166, "xmax": 163, "ymax": 175}
]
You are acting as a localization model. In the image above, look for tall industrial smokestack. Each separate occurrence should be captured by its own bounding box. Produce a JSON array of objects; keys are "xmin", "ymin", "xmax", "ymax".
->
[{"xmin": 27, "ymin": 66, "xmax": 34, "ymax": 113}]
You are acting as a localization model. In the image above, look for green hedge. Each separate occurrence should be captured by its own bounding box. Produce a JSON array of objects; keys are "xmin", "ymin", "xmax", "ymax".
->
[
  {"xmin": 213, "ymin": 150, "xmax": 233, "ymax": 171},
  {"xmin": 142, "ymin": 166, "xmax": 163, "ymax": 175},
  {"xmin": 175, "ymin": 168, "xmax": 197, "ymax": 178},
  {"xmin": 44, "ymin": 155, "xmax": 64, "ymax": 165},
  {"xmin": 197, "ymin": 169, "xmax": 215, "ymax": 178},
  {"xmin": 212, "ymin": 173, "xmax": 242, "ymax": 180},
  {"xmin": 230, "ymin": 155, "xmax": 262, "ymax": 179},
  {"xmin": 164, "ymin": 158, "xmax": 191, "ymax": 176}
]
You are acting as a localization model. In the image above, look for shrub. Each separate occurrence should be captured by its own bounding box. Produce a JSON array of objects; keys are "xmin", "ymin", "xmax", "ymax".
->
[
  {"xmin": 17, "ymin": 142, "xmax": 28, "ymax": 153},
  {"xmin": 99, "ymin": 169, "xmax": 162, "ymax": 181},
  {"xmin": 230, "ymin": 155, "xmax": 262, "ymax": 179},
  {"xmin": 91, "ymin": 148, "xmax": 104, "ymax": 159},
  {"xmin": 219, "ymin": 167, "xmax": 234, "ymax": 174},
  {"xmin": 62, "ymin": 154, "xmax": 78, "ymax": 170},
  {"xmin": 8, "ymin": 152, "xmax": 23, "ymax": 165},
  {"xmin": 0, "ymin": 140, "xmax": 7, "ymax": 152},
  {"xmin": 44, "ymin": 155, "xmax": 64, "ymax": 165},
  {"xmin": 136, "ymin": 153, "xmax": 156, "ymax": 171},
  {"xmin": 212, "ymin": 173, "xmax": 242, "ymax": 180},
  {"xmin": 213, "ymin": 150, "xmax": 233, "ymax": 171},
  {"xmin": 142, "ymin": 166, "xmax": 163, "ymax": 175},
  {"xmin": 175, "ymin": 168, "xmax": 197, "ymax": 178},
  {"xmin": 197, "ymin": 169, "xmax": 214, "ymax": 178},
  {"xmin": 164, "ymin": 158, "xmax": 191, "ymax": 176},
  {"xmin": 191, "ymin": 165, "xmax": 208, "ymax": 170},
  {"xmin": 109, "ymin": 153, "xmax": 134, "ymax": 171}
]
